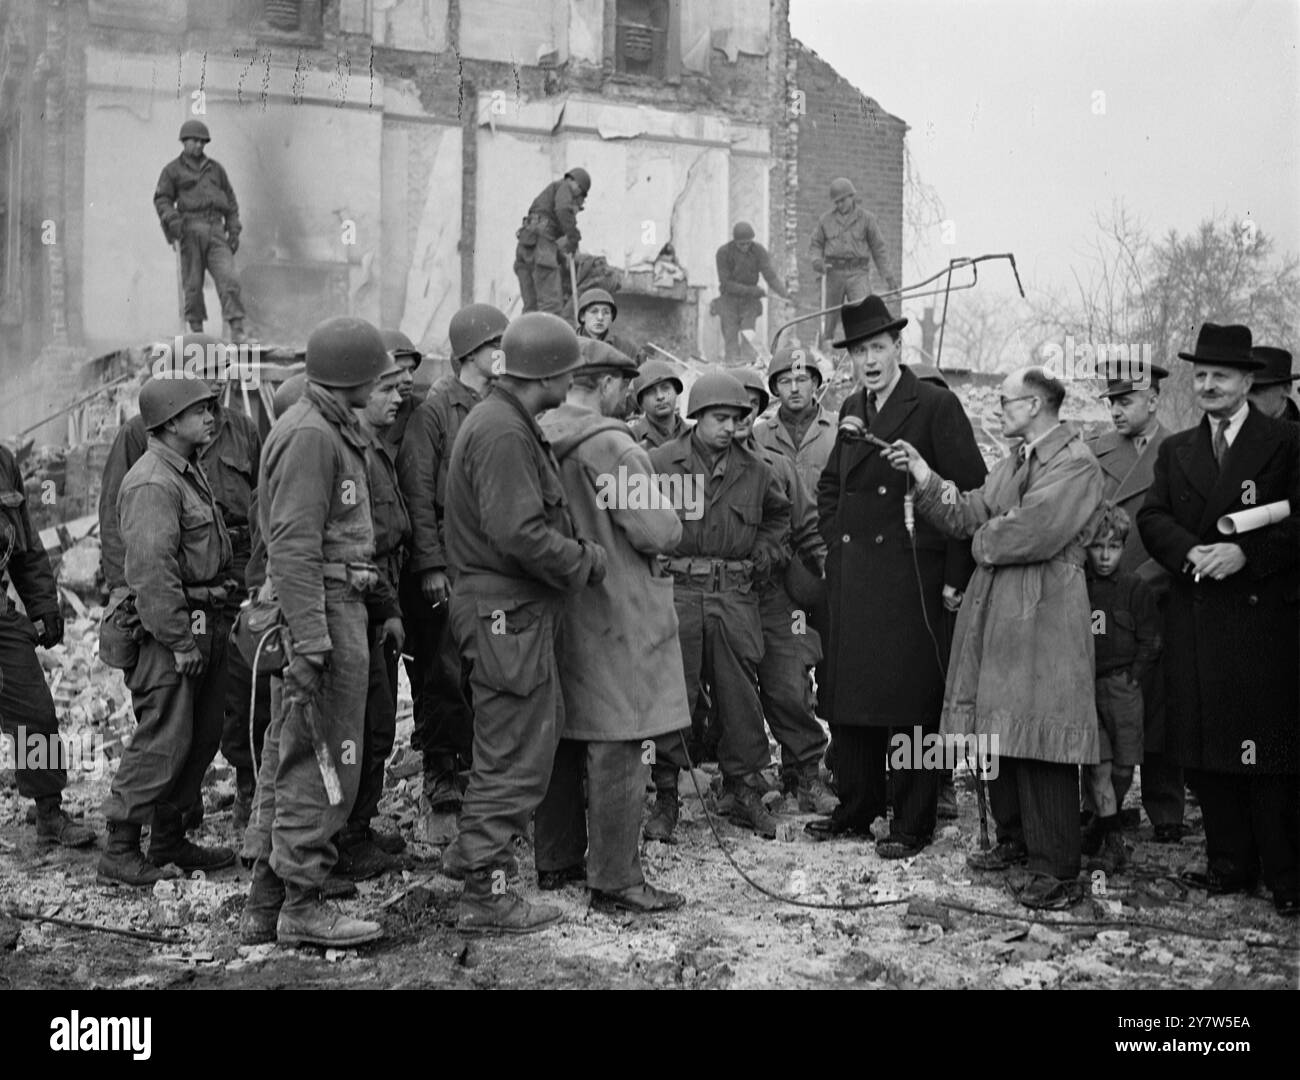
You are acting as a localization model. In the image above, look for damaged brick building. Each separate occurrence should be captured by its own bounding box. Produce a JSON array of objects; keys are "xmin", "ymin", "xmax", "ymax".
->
[{"xmin": 0, "ymin": 0, "xmax": 905, "ymax": 442}]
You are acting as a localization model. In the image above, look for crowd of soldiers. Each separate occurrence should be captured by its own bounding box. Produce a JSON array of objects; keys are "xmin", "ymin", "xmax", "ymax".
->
[{"xmin": 1, "ymin": 165, "xmax": 1296, "ymax": 949}]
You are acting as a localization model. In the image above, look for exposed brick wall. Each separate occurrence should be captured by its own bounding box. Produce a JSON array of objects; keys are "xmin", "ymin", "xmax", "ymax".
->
[{"xmin": 792, "ymin": 40, "xmax": 906, "ymax": 337}]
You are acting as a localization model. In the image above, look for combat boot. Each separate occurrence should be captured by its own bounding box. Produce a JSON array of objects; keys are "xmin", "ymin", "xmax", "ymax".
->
[
  {"xmin": 795, "ymin": 764, "xmax": 840, "ymax": 815},
  {"xmin": 276, "ymin": 886, "xmax": 383, "ymax": 948},
  {"xmin": 239, "ymin": 857, "xmax": 285, "ymax": 945},
  {"xmin": 34, "ymin": 796, "xmax": 96, "ymax": 848},
  {"xmin": 423, "ymin": 756, "xmax": 463, "ymax": 813},
  {"xmin": 721, "ymin": 776, "xmax": 778, "ymax": 839},
  {"xmin": 644, "ymin": 789, "xmax": 680, "ymax": 842},
  {"xmin": 456, "ymin": 868, "xmax": 562, "ymax": 935},
  {"xmin": 231, "ymin": 768, "xmax": 256, "ymax": 832},
  {"xmin": 97, "ymin": 822, "xmax": 164, "ymax": 887},
  {"xmin": 333, "ymin": 826, "xmax": 398, "ymax": 881},
  {"xmin": 147, "ymin": 805, "xmax": 235, "ymax": 871}
]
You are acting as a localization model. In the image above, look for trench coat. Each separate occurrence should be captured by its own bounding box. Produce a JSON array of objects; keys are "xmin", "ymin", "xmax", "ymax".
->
[
  {"xmin": 539, "ymin": 403, "xmax": 688, "ymax": 741},
  {"xmin": 913, "ymin": 422, "xmax": 1105, "ymax": 763},
  {"xmin": 1136, "ymin": 409, "xmax": 1299, "ymax": 774},
  {"xmin": 816, "ymin": 368, "xmax": 986, "ymax": 727}
]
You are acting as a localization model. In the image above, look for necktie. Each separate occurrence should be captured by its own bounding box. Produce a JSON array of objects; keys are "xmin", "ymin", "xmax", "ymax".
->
[
  {"xmin": 866, "ymin": 391, "xmax": 878, "ymax": 426},
  {"xmin": 1212, "ymin": 418, "xmax": 1228, "ymax": 465}
]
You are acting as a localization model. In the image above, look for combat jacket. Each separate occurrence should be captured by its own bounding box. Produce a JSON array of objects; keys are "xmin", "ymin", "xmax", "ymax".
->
[
  {"xmin": 628, "ymin": 412, "xmax": 689, "ymax": 451},
  {"xmin": 0, "ymin": 445, "xmax": 58, "ymax": 622},
  {"xmin": 527, "ymin": 179, "xmax": 582, "ymax": 248},
  {"xmin": 118, "ymin": 438, "xmax": 233, "ymax": 652},
  {"xmin": 153, "ymin": 153, "xmax": 241, "ymax": 237},
  {"xmin": 809, "ymin": 204, "xmax": 893, "ymax": 277},
  {"xmin": 444, "ymin": 384, "xmax": 596, "ymax": 595},
  {"xmin": 754, "ymin": 405, "xmax": 837, "ymax": 500},
  {"xmin": 716, "ymin": 240, "xmax": 787, "ymax": 300},
  {"xmin": 648, "ymin": 431, "xmax": 790, "ymax": 568},
  {"xmin": 396, "ymin": 373, "xmax": 483, "ymax": 575},
  {"xmin": 99, "ymin": 405, "xmax": 261, "ymax": 588},
  {"xmin": 577, "ymin": 325, "xmax": 641, "ymax": 364},
  {"xmin": 749, "ymin": 438, "xmax": 824, "ymax": 570},
  {"xmin": 365, "ymin": 429, "xmax": 411, "ymax": 624},
  {"xmin": 259, "ymin": 382, "xmax": 374, "ymax": 656}
]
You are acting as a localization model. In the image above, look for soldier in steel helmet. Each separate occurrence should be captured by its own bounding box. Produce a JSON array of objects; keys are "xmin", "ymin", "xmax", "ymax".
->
[
  {"xmin": 153, "ymin": 120, "xmax": 248, "ymax": 342},
  {"xmin": 715, "ymin": 221, "xmax": 790, "ymax": 363},
  {"xmin": 644, "ymin": 369, "xmax": 791, "ymax": 842},
  {"xmin": 810, "ymin": 178, "xmax": 898, "ymax": 346},
  {"xmin": 575, "ymin": 287, "xmax": 641, "ymax": 363},
  {"xmin": 98, "ymin": 375, "xmax": 238, "ymax": 887},
  {"xmin": 514, "ymin": 167, "xmax": 591, "ymax": 316},
  {"xmin": 377, "ymin": 329, "xmax": 425, "ymax": 449},
  {"xmin": 627, "ymin": 359, "xmax": 690, "ymax": 450},
  {"xmin": 239, "ymin": 316, "xmax": 390, "ymax": 948},
  {"xmin": 396, "ymin": 303, "xmax": 508, "ymax": 810},
  {"xmin": 441, "ymin": 312, "xmax": 608, "ymax": 934}
]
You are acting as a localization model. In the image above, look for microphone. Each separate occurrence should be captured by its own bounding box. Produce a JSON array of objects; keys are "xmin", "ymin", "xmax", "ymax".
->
[
  {"xmin": 904, "ymin": 489, "xmax": 915, "ymax": 538},
  {"xmin": 838, "ymin": 414, "xmax": 867, "ymax": 440}
]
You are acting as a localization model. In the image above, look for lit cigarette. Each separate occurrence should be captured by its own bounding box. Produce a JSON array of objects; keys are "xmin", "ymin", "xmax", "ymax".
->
[
  {"xmin": 1193, "ymin": 571, "xmax": 1201, "ymax": 583},
  {"xmin": 400, "ymin": 653, "xmax": 414, "ymax": 662}
]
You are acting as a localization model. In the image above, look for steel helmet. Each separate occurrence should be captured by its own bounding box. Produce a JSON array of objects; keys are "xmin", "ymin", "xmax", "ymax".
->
[
  {"xmin": 686, "ymin": 368, "xmax": 752, "ymax": 419},
  {"xmin": 138, "ymin": 376, "xmax": 216, "ymax": 430},
  {"xmin": 631, "ymin": 358, "xmax": 684, "ymax": 402},
  {"xmin": 179, "ymin": 119, "xmax": 211, "ymax": 142},
  {"xmin": 380, "ymin": 328, "xmax": 423, "ymax": 370},
  {"xmin": 577, "ymin": 338, "xmax": 638, "ymax": 376},
  {"xmin": 829, "ymin": 177, "xmax": 856, "ymax": 200},
  {"xmin": 448, "ymin": 303, "xmax": 509, "ymax": 362},
  {"xmin": 499, "ymin": 313, "xmax": 583, "ymax": 380},
  {"xmin": 733, "ymin": 221, "xmax": 756, "ymax": 241},
  {"xmin": 305, "ymin": 317, "xmax": 389, "ymax": 388},
  {"xmin": 565, "ymin": 167, "xmax": 592, "ymax": 195},
  {"xmin": 733, "ymin": 367, "xmax": 770, "ymax": 415},
  {"xmin": 767, "ymin": 345, "xmax": 823, "ymax": 393},
  {"xmin": 576, "ymin": 288, "xmax": 617, "ymax": 322},
  {"xmin": 272, "ymin": 372, "xmax": 309, "ymax": 416}
]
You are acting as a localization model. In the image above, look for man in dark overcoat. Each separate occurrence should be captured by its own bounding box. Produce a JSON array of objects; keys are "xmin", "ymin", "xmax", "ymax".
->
[
  {"xmin": 1137, "ymin": 323, "xmax": 1299, "ymax": 916},
  {"xmin": 813, "ymin": 295, "xmax": 986, "ymax": 853}
]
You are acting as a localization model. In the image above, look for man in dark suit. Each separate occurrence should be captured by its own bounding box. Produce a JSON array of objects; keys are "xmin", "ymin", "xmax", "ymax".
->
[
  {"xmin": 1138, "ymin": 323, "xmax": 1299, "ymax": 917},
  {"xmin": 812, "ymin": 295, "xmax": 986, "ymax": 855},
  {"xmin": 1087, "ymin": 361, "xmax": 1185, "ymax": 842},
  {"xmin": 1248, "ymin": 346, "xmax": 1300, "ymax": 424}
]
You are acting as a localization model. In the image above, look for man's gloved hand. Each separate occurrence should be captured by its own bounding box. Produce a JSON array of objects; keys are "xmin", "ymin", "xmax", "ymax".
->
[
  {"xmin": 581, "ymin": 539, "xmax": 608, "ymax": 586},
  {"xmin": 556, "ymin": 235, "xmax": 572, "ymax": 255},
  {"xmin": 285, "ymin": 652, "xmax": 328, "ymax": 700},
  {"xmin": 227, "ymin": 231, "xmax": 240, "ymax": 255},
  {"xmin": 812, "ymin": 258, "xmax": 825, "ymax": 275},
  {"xmin": 165, "ymin": 218, "xmax": 183, "ymax": 244},
  {"xmin": 33, "ymin": 613, "xmax": 65, "ymax": 649},
  {"xmin": 172, "ymin": 645, "xmax": 205, "ymax": 676}
]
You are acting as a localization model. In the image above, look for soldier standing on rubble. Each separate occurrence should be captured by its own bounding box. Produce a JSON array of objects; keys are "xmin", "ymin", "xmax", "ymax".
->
[
  {"xmin": 98, "ymin": 377, "xmax": 238, "ymax": 886},
  {"xmin": 514, "ymin": 167, "xmax": 592, "ymax": 317},
  {"xmin": 239, "ymin": 317, "xmax": 390, "ymax": 948},
  {"xmin": 644, "ymin": 369, "xmax": 791, "ymax": 842},
  {"xmin": 98, "ymin": 334, "xmax": 263, "ymax": 831},
  {"xmin": 153, "ymin": 120, "xmax": 249, "ymax": 343},
  {"xmin": 0, "ymin": 444, "xmax": 96, "ymax": 849},
  {"xmin": 715, "ymin": 222, "xmax": 790, "ymax": 363},
  {"xmin": 810, "ymin": 178, "xmax": 898, "ymax": 346},
  {"xmin": 397, "ymin": 303, "xmax": 509, "ymax": 811},
  {"xmin": 440, "ymin": 312, "xmax": 607, "ymax": 934}
]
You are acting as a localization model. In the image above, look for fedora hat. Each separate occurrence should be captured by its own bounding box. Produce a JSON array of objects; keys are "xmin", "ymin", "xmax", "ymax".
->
[
  {"xmin": 1176, "ymin": 323, "xmax": 1262, "ymax": 369},
  {"xmin": 1249, "ymin": 346, "xmax": 1297, "ymax": 386},
  {"xmin": 1097, "ymin": 361, "xmax": 1170, "ymax": 399},
  {"xmin": 832, "ymin": 294, "xmax": 908, "ymax": 349}
]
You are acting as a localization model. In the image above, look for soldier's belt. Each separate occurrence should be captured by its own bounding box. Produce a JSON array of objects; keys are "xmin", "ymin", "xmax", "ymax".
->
[
  {"xmin": 662, "ymin": 557, "xmax": 754, "ymax": 591},
  {"xmin": 323, "ymin": 561, "xmax": 380, "ymax": 591},
  {"xmin": 825, "ymin": 257, "xmax": 870, "ymax": 268},
  {"xmin": 181, "ymin": 208, "xmax": 226, "ymax": 219}
]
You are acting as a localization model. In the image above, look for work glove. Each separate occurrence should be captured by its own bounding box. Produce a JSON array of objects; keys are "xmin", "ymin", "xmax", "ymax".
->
[
  {"xmin": 811, "ymin": 258, "xmax": 825, "ymax": 275},
  {"xmin": 227, "ymin": 231, "xmax": 240, "ymax": 255},
  {"xmin": 556, "ymin": 235, "xmax": 573, "ymax": 255},
  {"xmin": 33, "ymin": 612, "xmax": 65, "ymax": 649},
  {"xmin": 285, "ymin": 652, "xmax": 328, "ymax": 700},
  {"xmin": 165, "ymin": 219, "xmax": 183, "ymax": 244}
]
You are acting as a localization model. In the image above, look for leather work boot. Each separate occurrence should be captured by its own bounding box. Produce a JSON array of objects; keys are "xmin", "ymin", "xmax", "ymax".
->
[
  {"xmin": 643, "ymin": 789, "xmax": 680, "ymax": 843},
  {"xmin": 34, "ymin": 796, "xmax": 96, "ymax": 848},
  {"xmin": 423, "ymin": 758, "xmax": 463, "ymax": 813},
  {"xmin": 795, "ymin": 764, "xmax": 840, "ymax": 815},
  {"xmin": 333, "ymin": 827, "xmax": 398, "ymax": 881},
  {"xmin": 231, "ymin": 768, "xmax": 256, "ymax": 833},
  {"xmin": 239, "ymin": 857, "xmax": 286, "ymax": 945},
  {"xmin": 97, "ymin": 822, "xmax": 164, "ymax": 887},
  {"xmin": 721, "ymin": 776, "xmax": 778, "ymax": 839},
  {"xmin": 276, "ymin": 888, "xmax": 383, "ymax": 948},
  {"xmin": 590, "ymin": 880, "xmax": 685, "ymax": 915},
  {"xmin": 456, "ymin": 868, "xmax": 562, "ymax": 935},
  {"xmin": 147, "ymin": 805, "xmax": 235, "ymax": 871}
]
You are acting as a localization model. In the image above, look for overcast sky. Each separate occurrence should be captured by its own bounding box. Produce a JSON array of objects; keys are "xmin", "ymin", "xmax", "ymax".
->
[{"xmin": 789, "ymin": 0, "xmax": 1300, "ymax": 306}]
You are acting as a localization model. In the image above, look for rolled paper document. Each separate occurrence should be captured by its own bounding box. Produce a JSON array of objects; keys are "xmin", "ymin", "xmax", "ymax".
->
[{"xmin": 1217, "ymin": 499, "xmax": 1291, "ymax": 535}]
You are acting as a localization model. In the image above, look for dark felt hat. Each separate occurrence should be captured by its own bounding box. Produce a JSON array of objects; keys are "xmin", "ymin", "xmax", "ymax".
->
[
  {"xmin": 832, "ymin": 294, "xmax": 908, "ymax": 349},
  {"xmin": 1176, "ymin": 323, "xmax": 1262, "ymax": 369},
  {"xmin": 1249, "ymin": 346, "xmax": 1297, "ymax": 386},
  {"xmin": 1097, "ymin": 361, "xmax": 1170, "ymax": 399}
]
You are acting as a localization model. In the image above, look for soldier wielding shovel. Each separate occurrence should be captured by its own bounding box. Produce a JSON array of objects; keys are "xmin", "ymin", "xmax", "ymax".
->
[{"xmin": 173, "ymin": 241, "xmax": 187, "ymax": 334}]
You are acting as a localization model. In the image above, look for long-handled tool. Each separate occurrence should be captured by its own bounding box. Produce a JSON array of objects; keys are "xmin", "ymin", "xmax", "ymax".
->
[
  {"xmin": 172, "ymin": 241, "xmax": 188, "ymax": 334},
  {"xmin": 567, "ymin": 252, "xmax": 580, "ymax": 324}
]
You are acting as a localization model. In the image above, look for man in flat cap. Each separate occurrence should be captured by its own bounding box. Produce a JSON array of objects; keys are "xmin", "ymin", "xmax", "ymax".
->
[
  {"xmin": 1248, "ymin": 346, "xmax": 1299, "ymax": 423},
  {"xmin": 1138, "ymin": 323, "xmax": 1299, "ymax": 917}
]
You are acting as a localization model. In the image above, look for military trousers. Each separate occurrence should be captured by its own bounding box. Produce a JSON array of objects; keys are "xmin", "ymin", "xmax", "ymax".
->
[
  {"xmin": 442, "ymin": 586, "xmax": 565, "ymax": 875},
  {"xmin": 102, "ymin": 612, "xmax": 230, "ymax": 825},
  {"xmin": 400, "ymin": 569, "xmax": 473, "ymax": 772},
  {"xmin": 535, "ymin": 738, "xmax": 648, "ymax": 892},
  {"xmin": 350, "ymin": 627, "xmax": 399, "ymax": 830},
  {"xmin": 513, "ymin": 235, "xmax": 565, "ymax": 317},
  {"xmin": 717, "ymin": 296, "xmax": 760, "ymax": 364},
  {"xmin": 757, "ymin": 583, "xmax": 826, "ymax": 774},
  {"xmin": 821, "ymin": 267, "xmax": 872, "ymax": 339},
  {"xmin": 179, "ymin": 214, "xmax": 245, "ymax": 328},
  {"xmin": 0, "ymin": 609, "xmax": 64, "ymax": 800},
  {"xmin": 654, "ymin": 582, "xmax": 768, "ymax": 782}
]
